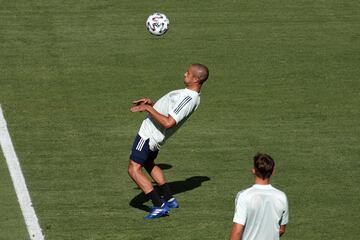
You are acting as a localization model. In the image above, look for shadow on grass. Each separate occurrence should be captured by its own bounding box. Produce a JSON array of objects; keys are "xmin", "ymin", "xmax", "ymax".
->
[{"xmin": 129, "ymin": 164, "xmax": 210, "ymax": 212}]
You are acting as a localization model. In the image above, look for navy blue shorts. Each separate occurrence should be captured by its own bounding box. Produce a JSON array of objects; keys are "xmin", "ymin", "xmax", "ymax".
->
[{"xmin": 130, "ymin": 134, "xmax": 158, "ymax": 165}]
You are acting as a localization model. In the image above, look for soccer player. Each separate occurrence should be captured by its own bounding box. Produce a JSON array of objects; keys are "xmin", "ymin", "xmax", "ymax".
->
[
  {"xmin": 230, "ymin": 153, "xmax": 289, "ymax": 240},
  {"xmin": 128, "ymin": 63, "xmax": 209, "ymax": 219}
]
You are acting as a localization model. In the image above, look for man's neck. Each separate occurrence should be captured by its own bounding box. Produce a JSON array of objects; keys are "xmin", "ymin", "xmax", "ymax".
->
[
  {"xmin": 185, "ymin": 83, "xmax": 201, "ymax": 93},
  {"xmin": 254, "ymin": 177, "xmax": 271, "ymax": 185}
]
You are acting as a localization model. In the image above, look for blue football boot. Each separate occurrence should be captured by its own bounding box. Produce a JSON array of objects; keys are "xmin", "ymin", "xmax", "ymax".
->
[
  {"xmin": 165, "ymin": 198, "xmax": 179, "ymax": 209},
  {"xmin": 144, "ymin": 203, "xmax": 169, "ymax": 219}
]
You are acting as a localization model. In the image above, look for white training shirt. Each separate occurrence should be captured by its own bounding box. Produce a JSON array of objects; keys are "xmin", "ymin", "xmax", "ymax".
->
[
  {"xmin": 138, "ymin": 88, "xmax": 200, "ymax": 151},
  {"xmin": 233, "ymin": 184, "xmax": 289, "ymax": 240}
]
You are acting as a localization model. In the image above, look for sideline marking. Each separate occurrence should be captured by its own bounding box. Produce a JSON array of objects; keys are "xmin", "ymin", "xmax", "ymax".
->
[{"xmin": 0, "ymin": 105, "xmax": 45, "ymax": 240}]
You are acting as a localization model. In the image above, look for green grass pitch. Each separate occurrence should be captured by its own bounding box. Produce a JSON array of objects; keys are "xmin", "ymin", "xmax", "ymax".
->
[{"xmin": 0, "ymin": 0, "xmax": 359, "ymax": 239}]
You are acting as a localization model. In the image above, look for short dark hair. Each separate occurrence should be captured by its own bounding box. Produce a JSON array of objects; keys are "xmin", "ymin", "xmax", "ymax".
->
[
  {"xmin": 191, "ymin": 63, "xmax": 209, "ymax": 84},
  {"xmin": 253, "ymin": 153, "xmax": 275, "ymax": 180}
]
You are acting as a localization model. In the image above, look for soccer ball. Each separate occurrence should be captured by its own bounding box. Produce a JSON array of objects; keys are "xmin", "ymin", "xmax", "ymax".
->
[{"xmin": 146, "ymin": 13, "xmax": 169, "ymax": 36}]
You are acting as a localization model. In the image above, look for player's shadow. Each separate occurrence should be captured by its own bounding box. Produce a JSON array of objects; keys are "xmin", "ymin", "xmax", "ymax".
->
[{"xmin": 129, "ymin": 164, "xmax": 210, "ymax": 212}]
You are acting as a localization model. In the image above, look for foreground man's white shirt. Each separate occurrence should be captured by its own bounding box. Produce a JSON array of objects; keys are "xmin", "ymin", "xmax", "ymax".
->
[{"xmin": 233, "ymin": 184, "xmax": 289, "ymax": 240}]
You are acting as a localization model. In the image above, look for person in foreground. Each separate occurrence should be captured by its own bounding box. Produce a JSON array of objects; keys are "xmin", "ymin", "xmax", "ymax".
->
[
  {"xmin": 128, "ymin": 64, "xmax": 209, "ymax": 219},
  {"xmin": 230, "ymin": 153, "xmax": 289, "ymax": 240}
]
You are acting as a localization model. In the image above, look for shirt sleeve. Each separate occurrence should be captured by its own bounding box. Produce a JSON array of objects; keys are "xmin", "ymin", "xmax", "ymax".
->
[
  {"xmin": 280, "ymin": 194, "xmax": 289, "ymax": 225},
  {"xmin": 169, "ymin": 95, "xmax": 194, "ymax": 124},
  {"xmin": 233, "ymin": 192, "xmax": 247, "ymax": 225}
]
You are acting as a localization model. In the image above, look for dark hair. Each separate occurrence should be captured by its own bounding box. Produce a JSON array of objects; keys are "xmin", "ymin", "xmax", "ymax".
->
[
  {"xmin": 191, "ymin": 63, "xmax": 209, "ymax": 84},
  {"xmin": 253, "ymin": 153, "xmax": 275, "ymax": 180}
]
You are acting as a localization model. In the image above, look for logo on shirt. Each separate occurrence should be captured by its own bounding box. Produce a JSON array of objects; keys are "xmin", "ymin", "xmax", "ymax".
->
[{"xmin": 174, "ymin": 96, "xmax": 192, "ymax": 114}]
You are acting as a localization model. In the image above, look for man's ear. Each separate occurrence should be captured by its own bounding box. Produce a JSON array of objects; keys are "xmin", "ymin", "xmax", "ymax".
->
[
  {"xmin": 271, "ymin": 168, "xmax": 275, "ymax": 176},
  {"xmin": 251, "ymin": 168, "xmax": 256, "ymax": 175},
  {"xmin": 193, "ymin": 75, "xmax": 201, "ymax": 83}
]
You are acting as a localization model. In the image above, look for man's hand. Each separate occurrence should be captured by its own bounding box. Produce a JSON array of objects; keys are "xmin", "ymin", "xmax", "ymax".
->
[
  {"xmin": 130, "ymin": 100, "xmax": 176, "ymax": 129},
  {"xmin": 132, "ymin": 98, "xmax": 154, "ymax": 106},
  {"xmin": 130, "ymin": 104, "xmax": 148, "ymax": 112}
]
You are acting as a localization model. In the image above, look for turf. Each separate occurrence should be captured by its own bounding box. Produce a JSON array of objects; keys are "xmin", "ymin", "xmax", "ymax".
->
[
  {"xmin": 0, "ymin": 0, "xmax": 359, "ymax": 239},
  {"xmin": 0, "ymin": 154, "xmax": 29, "ymax": 240}
]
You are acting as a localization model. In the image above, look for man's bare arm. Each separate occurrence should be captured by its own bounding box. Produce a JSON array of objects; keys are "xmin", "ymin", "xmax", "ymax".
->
[
  {"xmin": 280, "ymin": 225, "xmax": 286, "ymax": 237},
  {"xmin": 230, "ymin": 223, "xmax": 244, "ymax": 240},
  {"xmin": 130, "ymin": 104, "xmax": 176, "ymax": 129}
]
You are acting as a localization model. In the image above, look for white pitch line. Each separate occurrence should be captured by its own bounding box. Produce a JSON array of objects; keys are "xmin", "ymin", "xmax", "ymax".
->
[{"xmin": 0, "ymin": 105, "xmax": 45, "ymax": 240}]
